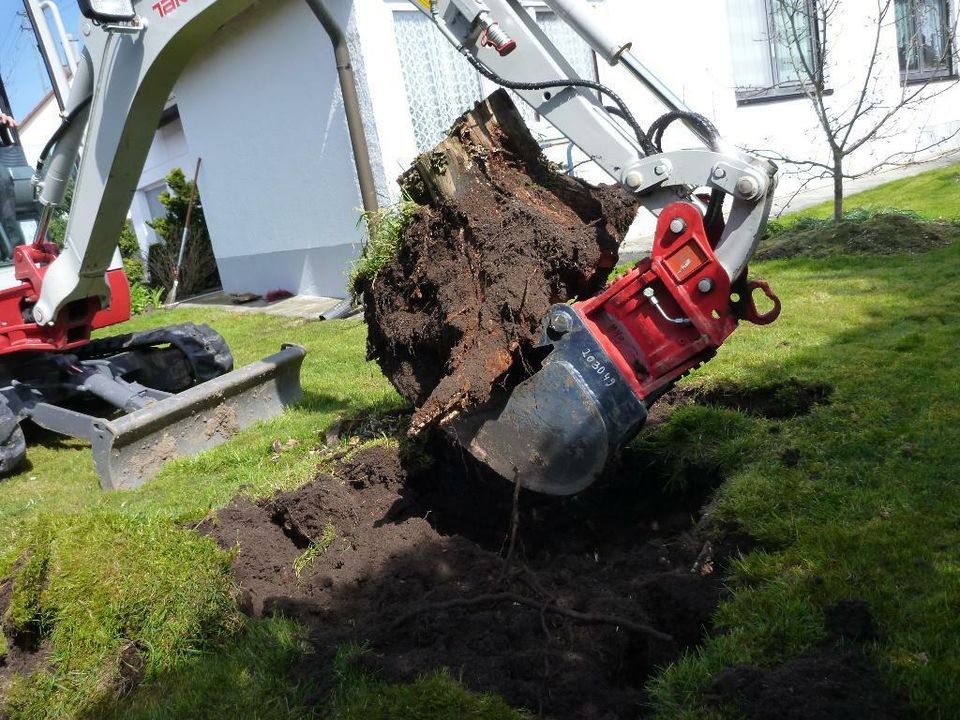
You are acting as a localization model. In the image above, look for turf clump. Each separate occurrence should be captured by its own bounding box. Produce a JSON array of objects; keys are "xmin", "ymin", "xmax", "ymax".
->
[{"xmin": 758, "ymin": 210, "xmax": 960, "ymax": 260}]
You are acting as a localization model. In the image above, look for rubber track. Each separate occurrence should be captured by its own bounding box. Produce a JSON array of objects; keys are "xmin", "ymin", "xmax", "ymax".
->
[{"xmin": 76, "ymin": 322, "xmax": 234, "ymax": 385}]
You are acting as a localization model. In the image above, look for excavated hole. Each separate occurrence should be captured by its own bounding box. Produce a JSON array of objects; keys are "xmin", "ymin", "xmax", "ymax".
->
[{"xmin": 202, "ymin": 433, "xmax": 757, "ymax": 718}]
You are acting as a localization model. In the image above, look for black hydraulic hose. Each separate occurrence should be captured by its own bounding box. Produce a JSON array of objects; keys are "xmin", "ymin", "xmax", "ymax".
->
[
  {"xmin": 454, "ymin": 50, "xmax": 659, "ymax": 156},
  {"xmin": 35, "ymin": 93, "xmax": 92, "ymax": 174},
  {"xmin": 647, "ymin": 111, "xmax": 726, "ymax": 228}
]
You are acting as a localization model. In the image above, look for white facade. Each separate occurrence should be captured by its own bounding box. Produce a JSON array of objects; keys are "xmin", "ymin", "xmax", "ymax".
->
[
  {"xmin": 18, "ymin": 92, "xmax": 62, "ymax": 167},
  {"xmin": 105, "ymin": 0, "xmax": 960, "ymax": 296}
]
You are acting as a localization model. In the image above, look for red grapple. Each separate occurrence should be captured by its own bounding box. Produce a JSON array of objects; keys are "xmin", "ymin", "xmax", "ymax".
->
[
  {"xmin": 576, "ymin": 201, "xmax": 781, "ymax": 403},
  {"xmin": 454, "ymin": 201, "xmax": 781, "ymax": 495}
]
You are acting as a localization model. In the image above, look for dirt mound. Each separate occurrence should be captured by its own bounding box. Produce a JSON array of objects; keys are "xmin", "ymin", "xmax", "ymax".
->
[
  {"xmin": 358, "ymin": 91, "xmax": 638, "ymax": 434},
  {"xmin": 709, "ymin": 649, "xmax": 913, "ymax": 720},
  {"xmin": 202, "ymin": 442, "xmax": 747, "ymax": 718},
  {"xmin": 757, "ymin": 213, "xmax": 959, "ymax": 261}
]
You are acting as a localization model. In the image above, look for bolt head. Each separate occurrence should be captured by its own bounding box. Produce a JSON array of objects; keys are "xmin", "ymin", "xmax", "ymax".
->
[
  {"xmin": 669, "ymin": 218, "xmax": 687, "ymax": 234},
  {"xmin": 624, "ymin": 171, "xmax": 644, "ymax": 189},
  {"xmin": 736, "ymin": 175, "xmax": 760, "ymax": 198},
  {"xmin": 549, "ymin": 312, "xmax": 572, "ymax": 335},
  {"xmin": 654, "ymin": 164, "xmax": 668, "ymax": 176},
  {"xmin": 713, "ymin": 167, "xmax": 726, "ymax": 180},
  {"xmin": 697, "ymin": 278, "xmax": 714, "ymax": 294},
  {"xmin": 643, "ymin": 287, "xmax": 655, "ymax": 298}
]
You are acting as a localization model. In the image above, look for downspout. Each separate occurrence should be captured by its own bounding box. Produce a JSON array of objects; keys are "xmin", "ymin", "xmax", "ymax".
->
[{"xmin": 303, "ymin": 0, "xmax": 379, "ymax": 215}]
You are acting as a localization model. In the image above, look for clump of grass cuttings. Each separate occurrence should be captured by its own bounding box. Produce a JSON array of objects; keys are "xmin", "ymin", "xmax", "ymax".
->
[
  {"xmin": 759, "ymin": 207, "xmax": 959, "ymax": 260},
  {"xmin": 293, "ymin": 521, "xmax": 336, "ymax": 580},
  {"xmin": 350, "ymin": 197, "xmax": 419, "ymax": 300}
]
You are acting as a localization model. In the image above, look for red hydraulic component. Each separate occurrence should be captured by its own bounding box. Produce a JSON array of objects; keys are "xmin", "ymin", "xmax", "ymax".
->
[
  {"xmin": 480, "ymin": 21, "xmax": 517, "ymax": 56},
  {"xmin": 0, "ymin": 244, "xmax": 131, "ymax": 355},
  {"xmin": 574, "ymin": 201, "xmax": 781, "ymax": 403},
  {"xmin": 452, "ymin": 201, "xmax": 781, "ymax": 496}
]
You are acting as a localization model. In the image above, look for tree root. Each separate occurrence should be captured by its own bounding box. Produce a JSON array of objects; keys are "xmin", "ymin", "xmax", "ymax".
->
[{"xmin": 390, "ymin": 592, "xmax": 675, "ymax": 644}]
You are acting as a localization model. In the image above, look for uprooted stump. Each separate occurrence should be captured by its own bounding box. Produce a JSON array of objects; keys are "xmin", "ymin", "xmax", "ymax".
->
[{"xmin": 357, "ymin": 90, "xmax": 639, "ymax": 434}]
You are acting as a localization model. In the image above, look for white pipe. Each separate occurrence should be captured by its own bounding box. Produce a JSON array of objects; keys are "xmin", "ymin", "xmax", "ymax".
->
[
  {"xmin": 39, "ymin": 0, "xmax": 79, "ymax": 75},
  {"xmin": 539, "ymin": 0, "xmax": 631, "ymax": 65}
]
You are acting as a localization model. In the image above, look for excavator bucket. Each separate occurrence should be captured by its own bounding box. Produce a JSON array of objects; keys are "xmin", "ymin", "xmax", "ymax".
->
[
  {"xmin": 447, "ymin": 306, "xmax": 648, "ymax": 496},
  {"xmin": 91, "ymin": 344, "xmax": 306, "ymax": 490}
]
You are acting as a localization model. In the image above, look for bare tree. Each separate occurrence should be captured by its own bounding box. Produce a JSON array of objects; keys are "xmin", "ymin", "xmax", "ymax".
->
[{"xmin": 746, "ymin": 0, "xmax": 959, "ymax": 220}]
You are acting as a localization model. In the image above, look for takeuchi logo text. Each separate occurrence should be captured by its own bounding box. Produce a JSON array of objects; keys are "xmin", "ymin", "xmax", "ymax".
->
[{"xmin": 153, "ymin": 0, "xmax": 187, "ymax": 17}]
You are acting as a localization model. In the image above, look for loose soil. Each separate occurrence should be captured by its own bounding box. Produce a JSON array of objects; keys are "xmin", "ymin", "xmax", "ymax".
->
[
  {"xmin": 680, "ymin": 378, "xmax": 833, "ymax": 419},
  {"xmin": 708, "ymin": 648, "xmax": 914, "ymax": 720},
  {"xmin": 199, "ymin": 379, "xmax": 904, "ymax": 718},
  {"xmin": 204, "ymin": 440, "xmax": 737, "ymax": 718},
  {"xmin": 0, "ymin": 574, "xmax": 52, "ymax": 699},
  {"xmin": 358, "ymin": 90, "xmax": 638, "ymax": 434},
  {"xmin": 757, "ymin": 213, "xmax": 960, "ymax": 261}
]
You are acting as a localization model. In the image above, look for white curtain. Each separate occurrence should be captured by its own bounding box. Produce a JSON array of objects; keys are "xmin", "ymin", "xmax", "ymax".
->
[
  {"xmin": 393, "ymin": 11, "xmax": 484, "ymax": 152},
  {"xmin": 727, "ymin": 0, "xmax": 774, "ymax": 89}
]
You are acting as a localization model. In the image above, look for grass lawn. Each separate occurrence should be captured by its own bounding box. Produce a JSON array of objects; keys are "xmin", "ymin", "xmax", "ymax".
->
[
  {"xmin": 1, "ymin": 164, "xmax": 959, "ymax": 717},
  {"xmin": 786, "ymin": 160, "xmax": 960, "ymax": 221}
]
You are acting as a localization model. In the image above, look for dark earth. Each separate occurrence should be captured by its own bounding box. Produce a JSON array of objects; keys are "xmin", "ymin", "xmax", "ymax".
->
[
  {"xmin": 195, "ymin": 379, "xmax": 908, "ymax": 719},
  {"xmin": 357, "ymin": 91, "xmax": 638, "ymax": 435},
  {"xmin": 203, "ymin": 434, "xmax": 734, "ymax": 718}
]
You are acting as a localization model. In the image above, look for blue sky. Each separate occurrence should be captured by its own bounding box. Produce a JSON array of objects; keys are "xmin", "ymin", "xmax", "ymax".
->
[{"xmin": 1, "ymin": 0, "xmax": 81, "ymax": 118}]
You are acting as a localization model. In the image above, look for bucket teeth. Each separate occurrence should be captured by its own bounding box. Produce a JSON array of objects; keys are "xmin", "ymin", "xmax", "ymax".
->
[{"xmin": 91, "ymin": 344, "xmax": 306, "ymax": 490}]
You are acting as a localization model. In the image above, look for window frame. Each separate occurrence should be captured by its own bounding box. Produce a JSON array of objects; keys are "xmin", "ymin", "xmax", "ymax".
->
[
  {"xmin": 732, "ymin": 0, "xmax": 825, "ymax": 105},
  {"xmin": 895, "ymin": 0, "xmax": 957, "ymax": 85}
]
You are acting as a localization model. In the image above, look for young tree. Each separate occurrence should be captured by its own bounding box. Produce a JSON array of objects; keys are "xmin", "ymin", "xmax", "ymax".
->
[
  {"xmin": 147, "ymin": 168, "xmax": 220, "ymax": 297},
  {"xmin": 749, "ymin": 0, "xmax": 959, "ymax": 220}
]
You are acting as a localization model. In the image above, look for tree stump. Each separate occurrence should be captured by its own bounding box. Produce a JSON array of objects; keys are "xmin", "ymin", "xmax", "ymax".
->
[{"xmin": 358, "ymin": 90, "xmax": 639, "ymax": 434}]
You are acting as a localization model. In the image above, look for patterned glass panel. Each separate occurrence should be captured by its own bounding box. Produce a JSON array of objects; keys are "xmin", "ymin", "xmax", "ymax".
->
[{"xmin": 393, "ymin": 11, "xmax": 484, "ymax": 152}]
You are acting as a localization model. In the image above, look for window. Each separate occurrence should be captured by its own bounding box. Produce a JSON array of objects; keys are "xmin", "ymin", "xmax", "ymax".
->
[
  {"xmin": 392, "ymin": 10, "xmax": 484, "ymax": 152},
  {"xmin": 390, "ymin": 3, "xmax": 598, "ymax": 153},
  {"xmin": 895, "ymin": 0, "xmax": 955, "ymax": 82},
  {"xmin": 728, "ymin": 0, "xmax": 820, "ymax": 102}
]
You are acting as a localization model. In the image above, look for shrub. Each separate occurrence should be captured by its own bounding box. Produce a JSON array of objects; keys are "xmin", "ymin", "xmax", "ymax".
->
[{"xmin": 147, "ymin": 168, "xmax": 220, "ymax": 298}]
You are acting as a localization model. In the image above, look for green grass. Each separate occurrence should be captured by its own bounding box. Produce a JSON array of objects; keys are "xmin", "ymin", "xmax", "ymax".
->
[
  {"xmin": 349, "ymin": 197, "xmax": 418, "ymax": 299},
  {"xmin": 0, "ymin": 310, "xmax": 402, "ymax": 717},
  {"xmin": 294, "ymin": 521, "xmax": 336, "ymax": 580},
  {"xmin": 785, "ymin": 161, "xmax": 960, "ymax": 221},
  {"xmin": 647, "ymin": 243, "xmax": 960, "ymax": 717}
]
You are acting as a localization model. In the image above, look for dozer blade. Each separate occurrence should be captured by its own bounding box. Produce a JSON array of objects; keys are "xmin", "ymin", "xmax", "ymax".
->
[
  {"xmin": 91, "ymin": 344, "xmax": 306, "ymax": 490},
  {"xmin": 447, "ymin": 306, "xmax": 647, "ymax": 496}
]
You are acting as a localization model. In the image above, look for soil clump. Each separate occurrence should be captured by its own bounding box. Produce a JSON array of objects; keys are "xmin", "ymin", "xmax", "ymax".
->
[
  {"xmin": 357, "ymin": 91, "xmax": 638, "ymax": 434},
  {"xmin": 0, "ymin": 572, "xmax": 53, "ymax": 696},
  {"xmin": 709, "ymin": 648, "xmax": 913, "ymax": 720}
]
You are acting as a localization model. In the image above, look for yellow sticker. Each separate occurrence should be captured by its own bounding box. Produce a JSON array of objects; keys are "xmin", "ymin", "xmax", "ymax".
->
[{"xmin": 412, "ymin": 0, "xmax": 431, "ymax": 9}]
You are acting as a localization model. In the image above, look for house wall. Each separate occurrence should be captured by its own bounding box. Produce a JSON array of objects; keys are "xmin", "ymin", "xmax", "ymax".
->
[
  {"xmin": 129, "ymin": 116, "xmax": 194, "ymax": 253},
  {"xmin": 169, "ymin": 0, "xmax": 389, "ymax": 298},
  {"xmin": 17, "ymin": 95, "xmax": 62, "ymax": 167},
  {"xmin": 594, "ymin": 0, "xmax": 960, "ymax": 206}
]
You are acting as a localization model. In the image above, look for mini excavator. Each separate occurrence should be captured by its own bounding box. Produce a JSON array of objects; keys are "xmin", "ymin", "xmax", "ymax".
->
[{"xmin": 0, "ymin": 0, "xmax": 780, "ymax": 494}]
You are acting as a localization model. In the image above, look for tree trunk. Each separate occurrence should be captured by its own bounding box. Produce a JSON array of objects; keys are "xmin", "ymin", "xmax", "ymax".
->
[{"xmin": 832, "ymin": 153, "xmax": 844, "ymax": 222}]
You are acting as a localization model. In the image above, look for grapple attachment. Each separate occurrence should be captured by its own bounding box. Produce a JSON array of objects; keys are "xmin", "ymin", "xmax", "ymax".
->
[
  {"xmin": 449, "ymin": 306, "xmax": 646, "ymax": 496},
  {"xmin": 451, "ymin": 202, "xmax": 781, "ymax": 495}
]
